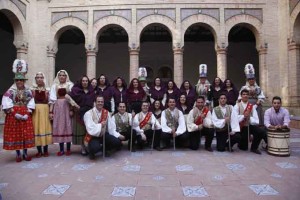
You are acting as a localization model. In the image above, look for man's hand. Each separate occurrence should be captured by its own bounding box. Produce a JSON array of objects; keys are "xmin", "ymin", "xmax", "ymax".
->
[
  {"xmin": 118, "ymin": 135, "xmax": 126, "ymax": 141},
  {"xmin": 141, "ymin": 133, "xmax": 147, "ymax": 141},
  {"xmin": 101, "ymin": 121, "xmax": 106, "ymax": 126},
  {"xmin": 225, "ymin": 116, "xmax": 230, "ymax": 123}
]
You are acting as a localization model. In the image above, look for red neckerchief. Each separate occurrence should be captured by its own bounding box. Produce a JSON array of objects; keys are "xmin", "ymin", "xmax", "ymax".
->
[
  {"xmin": 195, "ymin": 107, "xmax": 209, "ymax": 125},
  {"xmin": 139, "ymin": 112, "xmax": 152, "ymax": 129}
]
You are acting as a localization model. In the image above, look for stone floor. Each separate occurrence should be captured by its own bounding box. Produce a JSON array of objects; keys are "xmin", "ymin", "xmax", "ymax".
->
[{"xmin": 0, "ymin": 129, "xmax": 300, "ymax": 200}]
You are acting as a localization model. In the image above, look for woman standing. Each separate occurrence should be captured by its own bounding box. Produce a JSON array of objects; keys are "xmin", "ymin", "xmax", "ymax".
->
[
  {"xmin": 2, "ymin": 59, "xmax": 35, "ymax": 162},
  {"xmin": 210, "ymin": 77, "xmax": 223, "ymax": 107},
  {"xmin": 222, "ymin": 79, "xmax": 239, "ymax": 106},
  {"xmin": 126, "ymin": 78, "xmax": 146, "ymax": 114},
  {"xmin": 176, "ymin": 94, "xmax": 191, "ymax": 115},
  {"xmin": 149, "ymin": 77, "xmax": 166, "ymax": 107},
  {"xmin": 180, "ymin": 80, "xmax": 196, "ymax": 110},
  {"xmin": 165, "ymin": 80, "xmax": 181, "ymax": 103},
  {"xmin": 67, "ymin": 76, "xmax": 95, "ymax": 155},
  {"xmin": 49, "ymin": 70, "xmax": 74, "ymax": 156},
  {"xmin": 111, "ymin": 77, "xmax": 128, "ymax": 113},
  {"xmin": 96, "ymin": 74, "xmax": 114, "ymax": 112},
  {"xmin": 31, "ymin": 72, "xmax": 52, "ymax": 157},
  {"xmin": 152, "ymin": 100, "xmax": 163, "ymax": 123}
]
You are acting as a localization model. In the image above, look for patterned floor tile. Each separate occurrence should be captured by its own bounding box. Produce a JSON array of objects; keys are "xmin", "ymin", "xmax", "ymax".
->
[
  {"xmin": 111, "ymin": 187, "xmax": 136, "ymax": 197},
  {"xmin": 270, "ymin": 173, "xmax": 282, "ymax": 178},
  {"xmin": 95, "ymin": 175, "xmax": 104, "ymax": 182},
  {"xmin": 226, "ymin": 164, "xmax": 246, "ymax": 171},
  {"xmin": 172, "ymin": 152, "xmax": 186, "ymax": 157},
  {"xmin": 72, "ymin": 163, "xmax": 94, "ymax": 171},
  {"xmin": 213, "ymin": 151, "xmax": 229, "ymax": 156},
  {"xmin": 213, "ymin": 175, "xmax": 224, "ymax": 181},
  {"xmin": 122, "ymin": 165, "xmax": 141, "ymax": 172},
  {"xmin": 22, "ymin": 163, "xmax": 43, "ymax": 169},
  {"xmin": 153, "ymin": 175, "xmax": 165, "ymax": 181},
  {"xmin": 276, "ymin": 162, "xmax": 298, "ymax": 169},
  {"xmin": 42, "ymin": 184, "xmax": 70, "ymax": 195},
  {"xmin": 182, "ymin": 186, "xmax": 209, "ymax": 197},
  {"xmin": 249, "ymin": 184, "xmax": 279, "ymax": 195},
  {"xmin": 0, "ymin": 183, "xmax": 8, "ymax": 190},
  {"xmin": 38, "ymin": 174, "xmax": 48, "ymax": 178},
  {"xmin": 176, "ymin": 165, "xmax": 193, "ymax": 172},
  {"xmin": 131, "ymin": 152, "xmax": 144, "ymax": 157}
]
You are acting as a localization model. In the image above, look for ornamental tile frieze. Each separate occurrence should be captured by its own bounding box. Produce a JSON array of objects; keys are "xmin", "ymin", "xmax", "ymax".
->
[
  {"xmin": 93, "ymin": 9, "xmax": 132, "ymax": 23},
  {"xmin": 9, "ymin": 0, "xmax": 26, "ymax": 18},
  {"xmin": 225, "ymin": 8, "xmax": 263, "ymax": 22},
  {"xmin": 51, "ymin": 11, "xmax": 88, "ymax": 25},
  {"xmin": 181, "ymin": 8, "xmax": 219, "ymax": 22},
  {"xmin": 290, "ymin": 0, "xmax": 300, "ymax": 14},
  {"xmin": 137, "ymin": 9, "xmax": 175, "ymax": 22}
]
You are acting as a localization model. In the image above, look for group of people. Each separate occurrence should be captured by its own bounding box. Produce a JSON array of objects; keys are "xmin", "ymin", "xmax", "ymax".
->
[{"xmin": 1, "ymin": 60, "xmax": 290, "ymax": 162}]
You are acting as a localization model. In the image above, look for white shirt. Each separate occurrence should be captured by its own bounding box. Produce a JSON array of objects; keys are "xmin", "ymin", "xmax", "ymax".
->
[
  {"xmin": 110, "ymin": 112, "xmax": 132, "ymax": 138},
  {"xmin": 233, "ymin": 101, "xmax": 259, "ymax": 125},
  {"xmin": 187, "ymin": 107, "xmax": 213, "ymax": 132},
  {"xmin": 161, "ymin": 108, "xmax": 186, "ymax": 135},
  {"xmin": 133, "ymin": 112, "xmax": 161, "ymax": 135},
  {"xmin": 212, "ymin": 105, "xmax": 240, "ymax": 133}
]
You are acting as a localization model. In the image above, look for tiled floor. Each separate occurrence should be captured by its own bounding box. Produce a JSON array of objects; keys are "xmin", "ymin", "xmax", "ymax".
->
[{"xmin": 0, "ymin": 128, "xmax": 300, "ymax": 200}]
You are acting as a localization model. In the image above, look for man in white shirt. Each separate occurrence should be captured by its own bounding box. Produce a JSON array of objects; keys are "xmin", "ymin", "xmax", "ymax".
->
[
  {"xmin": 234, "ymin": 89, "xmax": 264, "ymax": 154},
  {"xmin": 83, "ymin": 96, "xmax": 122, "ymax": 160},
  {"xmin": 133, "ymin": 101, "xmax": 162, "ymax": 151},
  {"xmin": 187, "ymin": 96, "xmax": 214, "ymax": 151},
  {"xmin": 161, "ymin": 98, "xmax": 188, "ymax": 148},
  {"xmin": 110, "ymin": 102, "xmax": 135, "ymax": 151},
  {"xmin": 212, "ymin": 94, "xmax": 241, "ymax": 152}
]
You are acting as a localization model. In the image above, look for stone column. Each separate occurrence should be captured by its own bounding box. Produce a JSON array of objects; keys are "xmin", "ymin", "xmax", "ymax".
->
[
  {"xmin": 173, "ymin": 47, "xmax": 184, "ymax": 86},
  {"xmin": 129, "ymin": 48, "xmax": 139, "ymax": 81},
  {"xmin": 16, "ymin": 43, "xmax": 28, "ymax": 60},
  {"xmin": 47, "ymin": 49, "xmax": 56, "ymax": 82},
  {"xmin": 216, "ymin": 47, "xmax": 227, "ymax": 80},
  {"xmin": 288, "ymin": 41, "xmax": 300, "ymax": 107},
  {"xmin": 86, "ymin": 49, "xmax": 97, "ymax": 79},
  {"xmin": 258, "ymin": 47, "xmax": 268, "ymax": 96}
]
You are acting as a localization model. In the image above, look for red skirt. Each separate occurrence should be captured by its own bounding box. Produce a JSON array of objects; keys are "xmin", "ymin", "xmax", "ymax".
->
[{"xmin": 3, "ymin": 106, "xmax": 35, "ymax": 150}]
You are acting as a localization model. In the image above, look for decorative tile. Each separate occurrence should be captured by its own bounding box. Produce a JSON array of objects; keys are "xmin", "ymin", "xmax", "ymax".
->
[
  {"xmin": 249, "ymin": 184, "xmax": 279, "ymax": 195},
  {"xmin": 172, "ymin": 152, "xmax": 186, "ymax": 157},
  {"xmin": 131, "ymin": 152, "xmax": 144, "ymax": 157},
  {"xmin": 64, "ymin": 157, "xmax": 71, "ymax": 161},
  {"xmin": 182, "ymin": 186, "xmax": 209, "ymax": 197},
  {"xmin": 176, "ymin": 165, "xmax": 193, "ymax": 172},
  {"xmin": 213, "ymin": 151, "xmax": 229, "ymax": 156},
  {"xmin": 226, "ymin": 164, "xmax": 246, "ymax": 171},
  {"xmin": 271, "ymin": 173, "xmax": 282, "ymax": 178},
  {"xmin": 95, "ymin": 175, "xmax": 104, "ymax": 182},
  {"xmin": 213, "ymin": 175, "xmax": 224, "ymax": 181},
  {"xmin": 72, "ymin": 164, "xmax": 94, "ymax": 171},
  {"xmin": 276, "ymin": 162, "xmax": 298, "ymax": 169},
  {"xmin": 153, "ymin": 176, "xmax": 165, "ymax": 181},
  {"xmin": 22, "ymin": 163, "xmax": 43, "ymax": 169},
  {"xmin": 0, "ymin": 183, "xmax": 8, "ymax": 190},
  {"xmin": 38, "ymin": 174, "xmax": 48, "ymax": 178},
  {"xmin": 42, "ymin": 184, "xmax": 70, "ymax": 195},
  {"xmin": 122, "ymin": 165, "xmax": 141, "ymax": 172},
  {"xmin": 111, "ymin": 187, "xmax": 136, "ymax": 197},
  {"xmin": 154, "ymin": 159, "xmax": 163, "ymax": 163}
]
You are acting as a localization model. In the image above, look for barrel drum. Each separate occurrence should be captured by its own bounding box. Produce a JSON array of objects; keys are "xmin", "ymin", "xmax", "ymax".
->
[{"xmin": 267, "ymin": 128, "xmax": 290, "ymax": 157}]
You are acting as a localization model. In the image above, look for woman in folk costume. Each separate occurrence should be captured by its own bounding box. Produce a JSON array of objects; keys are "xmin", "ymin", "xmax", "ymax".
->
[
  {"xmin": 195, "ymin": 64, "xmax": 212, "ymax": 106},
  {"xmin": 239, "ymin": 64, "xmax": 265, "ymax": 125},
  {"xmin": 111, "ymin": 77, "xmax": 128, "ymax": 113},
  {"xmin": 180, "ymin": 80, "xmax": 196, "ymax": 111},
  {"xmin": 30, "ymin": 72, "xmax": 52, "ymax": 157},
  {"xmin": 1, "ymin": 59, "xmax": 35, "ymax": 162},
  {"xmin": 66, "ymin": 76, "xmax": 95, "ymax": 155},
  {"xmin": 165, "ymin": 80, "xmax": 181, "ymax": 103},
  {"xmin": 149, "ymin": 77, "xmax": 167, "ymax": 107},
  {"xmin": 96, "ymin": 74, "xmax": 114, "ymax": 112},
  {"xmin": 49, "ymin": 70, "xmax": 74, "ymax": 156},
  {"xmin": 138, "ymin": 67, "xmax": 150, "ymax": 102}
]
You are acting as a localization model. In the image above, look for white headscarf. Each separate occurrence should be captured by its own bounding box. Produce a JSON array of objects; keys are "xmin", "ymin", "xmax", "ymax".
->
[{"xmin": 31, "ymin": 72, "xmax": 50, "ymax": 91}]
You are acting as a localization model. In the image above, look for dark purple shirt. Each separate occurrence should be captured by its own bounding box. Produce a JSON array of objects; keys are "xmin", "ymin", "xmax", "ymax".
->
[
  {"xmin": 222, "ymin": 88, "xmax": 239, "ymax": 106},
  {"xmin": 149, "ymin": 87, "xmax": 166, "ymax": 101}
]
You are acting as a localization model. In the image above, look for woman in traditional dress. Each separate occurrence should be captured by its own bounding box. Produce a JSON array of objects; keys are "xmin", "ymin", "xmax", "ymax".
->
[
  {"xmin": 111, "ymin": 77, "xmax": 127, "ymax": 113},
  {"xmin": 1, "ymin": 59, "xmax": 35, "ymax": 162},
  {"xmin": 222, "ymin": 79, "xmax": 239, "ymax": 106},
  {"xmin": 180, "ymin": 80, "xmax": 196, "ymax": 110},
  {"xmin": 210, "ymin": 77, "xmax": 223, "ymax": 107},
  {"xmin": 67, "ymin": 76, "xmax": 95, "ymax": 155},
  {"xmin": 96, "ymin": 74, "xmax": 114, "ymax": 112},
  {"xmin": 149, "ymin": 77, "xmax": 166, "ymax": 107},
  {"xmin": 31, "ymin": 72, "xmax": 52, "ymax": 157},
  {"xmin": 49, "ymin": 70, "xmax": 74, "ymax": 156},
  {"xmin": 126, "ymin": 78, "xmax": 146, "ymax": 114},
  {"xmin": 165, "ymin": 80, "xmax": 181, "ymax": 103}
]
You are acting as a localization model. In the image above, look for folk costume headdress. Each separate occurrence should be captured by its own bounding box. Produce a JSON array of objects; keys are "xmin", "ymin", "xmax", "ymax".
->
[
  {"xmin": 199, "ymin": 64, "xmax": 207, "ymax": 78},
  {"xmin": 12, "ymin": 59, "xmax": 28, "ymax": 80},
  {"xmin": 138, "ymin": 67, "xmax": 147, "ymax": 82},
  {"xmin": 244, "ymin": 63, "xmax": 255, "ymax": 79}
]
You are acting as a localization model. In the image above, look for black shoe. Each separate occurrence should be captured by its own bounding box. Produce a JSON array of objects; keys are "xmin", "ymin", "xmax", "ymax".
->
[
  {"xmin": 89, "ymin": 153, "xmax": 95, "ymax": 160},
  {"xmin": 251, "ymin": 149, "xmax": 262, "ymax": 155},
  {"xmin": 154, "ymin": 146, "xmax": 162, "ymax": 151},
  {"xmin": 205, "ymin": 147, "xmax": 213, "ymax": 152}
]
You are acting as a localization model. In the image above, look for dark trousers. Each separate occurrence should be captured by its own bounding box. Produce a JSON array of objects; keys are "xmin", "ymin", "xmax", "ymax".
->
[
  {"xmin": 216, "ymin": 130, "xmax": 241, "ymax": 151},
  {"xmin": 135, "ymin": 129, "xmax": 161, "ymax": 148},
  {"xmin": 189, "ymin": 127, "xmax": 214, "ymax": 150},
  {"xmin": 161, "ymin": 131, "xmax": 190, "ymax": 148},
  {"xmin": 119, "ymin": 127, "xmax": 137, "ymax": 150},
  {"xmin": 88, "ymin": 132, "xmax": 122, "ymax": 156},
  {"xmin": 238, "ymin": 125, "xmax": 264, "ymax": 151}
]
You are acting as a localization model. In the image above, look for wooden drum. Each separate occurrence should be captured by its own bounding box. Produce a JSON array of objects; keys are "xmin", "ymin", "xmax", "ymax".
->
[{"xmin": 267, "ymin": 128, "xmax": 290, "ymax": 157}]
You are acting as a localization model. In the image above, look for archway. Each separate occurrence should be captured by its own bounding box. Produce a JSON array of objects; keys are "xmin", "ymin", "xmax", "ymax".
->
[
  {"xmin": 183, "ymin": 23, "xmax": 216, "ymax": 85},
  {"xmin": 292, "ymin": 13, "xmax": 300, "ymax": 101},
  {"xmin": 139, "ymin": 23, "xmax": 173, "ymax": 84},
  {"xmin": 0, "ymin": 11, "xmax": 17, "ymax": 100},
  {"xmin": 96, "ymin": 25, "xmax": 129, "ymax": 83},
  {"xmin": 227, "ymin": 24, "xmax": 259, "ymax": 89},
  {"xmin": 55, "ymin": 27, "xmax": 86, "ymax": 82}
]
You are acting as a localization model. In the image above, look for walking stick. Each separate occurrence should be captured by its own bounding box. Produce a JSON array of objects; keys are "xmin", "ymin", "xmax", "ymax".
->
[
  {"xmin": 247, "ymin": 123, "xmax": 250, "ymax": 151},
  {"xmin": 103, "ymin": 131, "xmax": 105, "ymax": 159},
  {"xmin": 151, "ymin": 120, "xmax": 156, "ymax": 154},
  {"xmin": 130, "ymin": 111, "xmax": 134, "ymax": 152},
  {"xmin": 226, "ymin": 110, "xmax": 232, "ymax": 152},
  {"xmin": 173, "ymin": 134, "xmax": 176, "ymax": 151}
]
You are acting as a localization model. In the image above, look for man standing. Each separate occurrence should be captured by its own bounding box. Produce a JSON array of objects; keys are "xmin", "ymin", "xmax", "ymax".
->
[
  {"xmin": 234, "ymin": 89, "xmax": 264, "ymax": 154},
  {"xmin": 161, "ymin": 98, "xmax": 189, "ymax": 148},
  {"xmin": 195, "ymin": 64, "xmax": 212, "ymax": 106},
  {"xmin": 187, "ymin": 96, "xmax": 214, "ymax": 151},
  {"xmin": 83, "ymin": 96, "xmax": 122, "ymax": 160},
  {"xmin": 133, "ymin": 101, "xmax": 162, "ymax": 151},
  {"xmin": 212, "ymin": 94, "xmax": 241, "ymax": 152},
  {"xmin": 110, "ymin": 102, "xmax": 135, "ymax": 151}
]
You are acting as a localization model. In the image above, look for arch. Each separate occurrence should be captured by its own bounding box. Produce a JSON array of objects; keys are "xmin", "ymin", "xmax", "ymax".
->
[
  {"xmin": 136, "ymin": 15, "xmax": 176, "ymax": 47},
  {"xmin": 50, "ymin": 17, "xmax": 88, "ymax": 51},
  {"xmin": 158, "ymin": 66, "xmax": 173, "ymax": 79},
  {"xmin": 93, "ymin": 16, "xmax": 132, "ymax": 49},
  {"xmin": 291, "ymin": 2, "xmax": 300, "ymax": 39},
  {"xmin": 0, "ymin": 0, "xmax": 27, "ymax": 47},
  {"xmin": 225, "ymin": 14, "xmax": 263, "ymax": 49},
  {"xmin": 181, "ymin": 14, "xmax": 220, "ymax": 47}
]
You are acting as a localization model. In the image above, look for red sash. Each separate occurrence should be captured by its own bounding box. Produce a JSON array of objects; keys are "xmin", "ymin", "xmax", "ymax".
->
[
  {"xmin": 139, "ymin": 112, "xmax": 152, "ymax": 129},
  {"xmin": 239, "ymin": 103, "xmax": 253, "ymax": 128},
  {"xmin": 195, "ymin": 107, "xmax": 209, "ymax": 125},
  {"xmin": 84, "ymin": 109, "xmax": 109, "ymax": 144}
]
